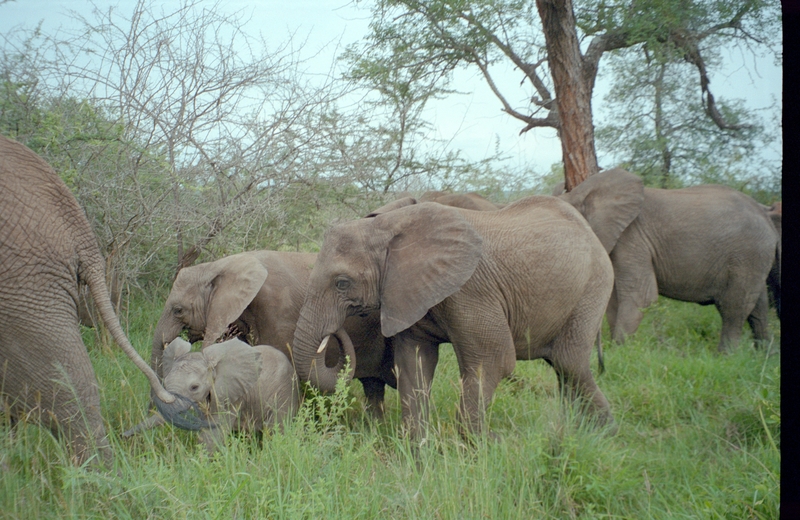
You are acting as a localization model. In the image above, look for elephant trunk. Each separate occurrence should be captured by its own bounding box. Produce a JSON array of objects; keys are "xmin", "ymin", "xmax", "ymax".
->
[{"xmin": 292, "ymin": 310, "xmax": 356, "ymax": 393}]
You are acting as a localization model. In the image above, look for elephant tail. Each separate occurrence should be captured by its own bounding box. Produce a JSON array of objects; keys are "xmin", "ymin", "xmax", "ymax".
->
[
  {"xmin": 596, "ymin": 330, "xmax": 605, "ymax": 375},
  {"xmin": 83, "ymin": 258, "xmax": 176, "ymax": 404}
]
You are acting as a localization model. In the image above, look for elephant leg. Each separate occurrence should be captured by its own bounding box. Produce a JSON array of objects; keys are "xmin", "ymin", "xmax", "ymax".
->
[
  {"xmin": 551, "ymin": 360, "xmax": 615, "ymax": 433},
  {"xmin": 393, "ymin": 337, "xmax": 439, "ymax": 441},
  {"xmin": 1, "ymin": 322, "xmax": 113, "ymax": 465},
  {"xmin": 359, "ymin": 377, "xmax": 386, "ymax": 420},
  {"xmin": 456, "ymin": 363, "xmax": 507, "ymax": 440},
  {"xmin": 122, "ymin": 412, "xmax": 166, "ymax": 437},
  {"xmin": 610, "ymin": 296, "xmax": 647, "ymax": 344},
  {"xmin": 51, "ymin": 339, "xmax": 113, "ymax": 465},
  {"xmin": 550, "ymin": 310, "xmax": 616, "ymax": 432},
  {"xmin": 199, "ymin": 415, "xmax": 234, "ymax": 454},
  {"xmin": 450, "ymin": 319, "xmax": 516, "ymax": 440},
  {"xmin": 609, "ymin": 245, "xmax": 658, "ymax": 344},
  {"xmin": 746, "ymin": 289, "xmax": 771, "ymax": 348},
  {"xmin": 715, "ymin": 286, "xmax": 762, "ymax": 353}
]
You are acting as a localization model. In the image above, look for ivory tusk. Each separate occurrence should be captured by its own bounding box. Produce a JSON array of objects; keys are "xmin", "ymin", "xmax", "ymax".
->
[{"xmin": 317, "ymin": 335, "xmax": 330, "ymax": 354}]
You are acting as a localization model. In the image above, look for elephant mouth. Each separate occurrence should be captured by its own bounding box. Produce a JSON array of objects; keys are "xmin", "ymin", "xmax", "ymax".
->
[{"xmin": 186, "ymin": 330, "xmax": 203, "ymax": 344}]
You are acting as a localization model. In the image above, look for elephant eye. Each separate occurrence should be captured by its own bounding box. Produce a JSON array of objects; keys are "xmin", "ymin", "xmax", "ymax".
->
[
  {"xmin": 335, "ymin": 278, "xmax": 351, "ymax": 291},
  {"xmin": 172, "ymin": 306, "xmax": 184, "ymax": 317},
  {"xmin": 190, "ymin": 384, "xmax": 200, "ymax": 392}
]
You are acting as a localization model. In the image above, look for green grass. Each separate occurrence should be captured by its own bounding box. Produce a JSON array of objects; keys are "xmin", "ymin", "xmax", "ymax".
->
[{"xmin": 0, "ymin": 297, "xmax": 779, "ymax": 519}]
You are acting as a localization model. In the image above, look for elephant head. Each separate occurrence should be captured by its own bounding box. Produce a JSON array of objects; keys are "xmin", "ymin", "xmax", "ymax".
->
[
  {"xmin": 151, "ymin": 253, "xmax": 269, "ymax": 376},
  {"xmin": 292, "ymin": 202, "xmax": 483, "ymax": 392},
  {"xmin": 553, "ymin": 168, "xmax": 645, "ymax": 254},
  {"xmin": 162, "ymin": 338, "xmax": 261, "ymax": 415}
]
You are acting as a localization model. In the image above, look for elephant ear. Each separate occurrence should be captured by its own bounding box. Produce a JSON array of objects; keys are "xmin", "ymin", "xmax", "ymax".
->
[
  {"xmin": 365, "ymin": 197, "xmax": 418, "ymax": 217},
  {"xmin": 203, "ymin": 339, "xmax": 262, "ymax": 406},
  {"xmin": 558, "ymin": 168, "xmax": 644, "ymax": 254},
  {"xmin": 375, "ymin": 202, "xmax": 483, "ymax": 337},
  {"xmin": 202, "ymin": 254, "xmax": 269, "ymax": 347},
  {"xmin": 163, "ymin": 338, "xmax": 192, "ymax": 375}
]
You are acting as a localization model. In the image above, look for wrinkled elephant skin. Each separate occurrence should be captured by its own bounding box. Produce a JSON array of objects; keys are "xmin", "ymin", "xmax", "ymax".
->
[
  {"xmin": 0, "ymin": 134, "xmax": 180, "ymax": 465},
  {"xmin": 556, "ymin": 168, "xmax": 780, "ymax": 352},
  {"xmin": 150, "ymin": 250, "xmax": 395, "ymax": 418},
  {"xmin": 292, "ymin": 197, "xmax": 616, "ymax": 441}
]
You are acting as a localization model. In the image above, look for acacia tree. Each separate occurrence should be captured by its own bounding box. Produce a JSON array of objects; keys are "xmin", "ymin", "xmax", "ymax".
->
[
  {"xmin": 349, "ymin": 0, "xmax": 780, "ymax": 190},
  {"xmin": 595, "ymin": 52, "xmax": 776, "ymax": 193},
  {"xmin": 44, "ymin": 0, "xmax": 354, "ymax": 274}
]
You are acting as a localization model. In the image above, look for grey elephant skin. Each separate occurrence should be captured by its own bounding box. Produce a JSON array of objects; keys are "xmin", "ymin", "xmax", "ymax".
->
[
  {"xmin": 764, "ymin": 202, "xmax": 781, "ymax": 317},
  {"xmin": 150, "ymin": 250, "xmax": 395, "ymax": 417},
  {"xmin": 0, "ymin": 134, "xmax": 180, "ymax": 465},
  {"xmin": 156, "ymin": 338, "xmax": 299, "ymax": 453},
  {"xmin": 291, "ymin": 196, "xmax": 616, "ymax": 440},
  {"xmin": 555, "ymin": 168, "xmax": 780, "ymax": 352},
  {"xmin": 418, "ymin": 190, "xmax": 500, "ymax": 211}
]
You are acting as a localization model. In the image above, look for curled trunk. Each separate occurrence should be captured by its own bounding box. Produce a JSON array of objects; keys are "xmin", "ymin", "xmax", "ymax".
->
[{"xmin": 292, "ymin": 312, "xmax": 356, "ymax": 393}]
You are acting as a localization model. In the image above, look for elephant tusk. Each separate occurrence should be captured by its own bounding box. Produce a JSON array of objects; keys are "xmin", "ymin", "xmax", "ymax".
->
[{"xmin": 317, "ymin": 335, "xmax": 330, "ymax": 354}]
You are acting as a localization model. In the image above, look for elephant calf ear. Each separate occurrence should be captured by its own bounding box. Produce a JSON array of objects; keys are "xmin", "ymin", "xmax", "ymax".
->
[
  {"xmin": 163, "ymin": 338, "xmax": 192, "ymax": 375},
  {"xmin": 203, "ymin": 339, "xmax": 262, "ymax": 406},
  {"xmin": 559, "ymin": 168, "xmax": 644, "ymax": 254},
  {"xmin": 202, "ymin": 254, "xmax": 269, "ymax": 348},
  {"xmin": 377, "ymin": 203, "xmax": 483, "ymax": 337}
]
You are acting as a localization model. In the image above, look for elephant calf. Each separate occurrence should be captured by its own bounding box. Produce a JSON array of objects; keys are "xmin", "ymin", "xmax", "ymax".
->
[{"xmin": 154, "ymin": 338, "xmax": 299, "ymax": 453}]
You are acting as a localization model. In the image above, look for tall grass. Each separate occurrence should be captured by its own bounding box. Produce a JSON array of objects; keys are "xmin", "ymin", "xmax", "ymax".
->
[{"xmin": 0, "ymin": 297, "xmax": 779, "ymax": 519}]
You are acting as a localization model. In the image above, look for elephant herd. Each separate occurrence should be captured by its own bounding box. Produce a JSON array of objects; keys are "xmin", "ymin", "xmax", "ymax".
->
[{"xmin": 0, "ymin": 135, "xmax": 781, "ymax": 464}]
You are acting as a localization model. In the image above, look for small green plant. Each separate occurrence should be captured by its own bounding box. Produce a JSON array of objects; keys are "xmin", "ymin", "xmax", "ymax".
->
[{"xmin": 293, "ymin": 357, "xmax": 358, "ymax": 439}]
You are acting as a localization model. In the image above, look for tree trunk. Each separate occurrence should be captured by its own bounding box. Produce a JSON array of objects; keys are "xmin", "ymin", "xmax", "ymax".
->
[{"xmin": 536, "ymin": 0, "xmax": 599, "ymax": 191}]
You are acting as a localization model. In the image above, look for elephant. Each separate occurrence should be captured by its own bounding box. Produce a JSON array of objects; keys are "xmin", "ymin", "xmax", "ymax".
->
[
  {"xmin": 418, "ymin": 190, "xmax": 501, "ymax": 211},
  {"xmin": 554, "ymin": 168, "xmax": 780, "ymax": 352},
  {"xmin": 290, "ymin": 195, "xmax": 616, "ymax": 441},
  {"xmin": 149, "ymin": 250, "xmax": 395, "ymax": 419},
  {"xmin": 764, "ymin": 202, "xmax": 781, "ymax": 317},
  {"xmin": 138, "ymin": 337, "xmax": 300, "ymax": 453},
  {"xmin": 0, "ymin": 134, "xmax": 188, "ymax": 465}
]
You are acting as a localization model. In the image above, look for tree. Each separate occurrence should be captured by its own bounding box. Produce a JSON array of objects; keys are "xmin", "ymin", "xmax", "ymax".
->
[
  {"xmin": 348, "ymin": 0, "xmax": 780, "ymax": 190},
  {"xmin": 595, "ymin": 52, "xmax": 777, "ymax": 194},
  {"xmin": 1, "ymin": 0, "xmax": 494, "ymax": 296}
]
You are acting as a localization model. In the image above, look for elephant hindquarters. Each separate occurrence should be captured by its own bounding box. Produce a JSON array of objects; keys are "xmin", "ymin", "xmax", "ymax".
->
[
  {"xmin": 0, "ymin": 321, "xmax": 113, "ymax": 464},
  {"xmin": 548, "ymin": 266, "xmax": 616, "ymax": 431}
]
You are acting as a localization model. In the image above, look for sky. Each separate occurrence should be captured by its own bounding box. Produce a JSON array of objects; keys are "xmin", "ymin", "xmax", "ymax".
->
[{"xmin": 0, "ymin": 0, "xmax": 782, "ymax": 175}]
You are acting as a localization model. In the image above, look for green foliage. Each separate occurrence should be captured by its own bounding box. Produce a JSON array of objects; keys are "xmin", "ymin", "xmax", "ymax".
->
[
  {"xmin": 0, "ymin": 296, "xmax": 780, "ymax": 518},
  {"xmin": 595, "ymin": 48, "xmax": 780, "ymax": 198}
]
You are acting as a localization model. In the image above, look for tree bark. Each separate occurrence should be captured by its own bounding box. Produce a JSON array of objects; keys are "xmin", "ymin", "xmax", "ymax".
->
[{"xmin": 535, "ymin": 0, "xmax": 599, "ymax": 191}]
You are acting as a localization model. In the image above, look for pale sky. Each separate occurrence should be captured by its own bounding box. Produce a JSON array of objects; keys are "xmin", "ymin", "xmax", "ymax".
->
[{"xmin": 0, "ymin": 0, "xmax": 782, "ymax": 175}]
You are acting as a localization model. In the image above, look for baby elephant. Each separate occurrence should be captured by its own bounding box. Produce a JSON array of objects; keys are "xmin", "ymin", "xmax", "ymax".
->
[{"xmin": 161, "ymin": 337, "xmax": 300, "ymax": 453}]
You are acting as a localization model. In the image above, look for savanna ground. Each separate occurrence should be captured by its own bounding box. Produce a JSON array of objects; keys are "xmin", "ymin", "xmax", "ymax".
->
[{"xmin": 0, "ymin": 296, "xmax": 780, "ymax": 519}]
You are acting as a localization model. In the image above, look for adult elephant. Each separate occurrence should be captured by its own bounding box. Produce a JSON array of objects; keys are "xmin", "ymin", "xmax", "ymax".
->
[
  {"xmin": 0, "ymin": 135, "xmax": 187, "ymax": 465},
  {"xmin": 764, "ymin": 201, "xmax": 781, "ymax": 317},
  {"xmin": 291, "ymin": 196, "xmax": 616, "ymax": 440},
  {"xmin": 418, "ymin": 190, "xmax": 500, "ymax": 211},
  {"xmin": 150, "ymin": 250, "xmax": 395, "ymax": 418},
  {"xmin": 554, "ymin": 168, "xmax": 780, "ymax": 352}
]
